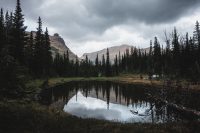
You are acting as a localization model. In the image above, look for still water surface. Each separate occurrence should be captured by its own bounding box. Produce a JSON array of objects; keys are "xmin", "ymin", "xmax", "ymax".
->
[{"xmin": 40, "ymin": 81, "xmax": 200, "ymax": 123}]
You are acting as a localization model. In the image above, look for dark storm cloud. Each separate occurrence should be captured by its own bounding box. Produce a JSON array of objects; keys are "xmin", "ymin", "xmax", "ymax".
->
[
  {"xmin": 0, "ymin": 0, "xmax": 200, "ymax": 41},
  {"xmin": 0, "ymin": 0, "xmax": 45, "ymax": 21},
  {"xmin": 84, "ymin": 0, "xmax": 200, "ymax": 24}
]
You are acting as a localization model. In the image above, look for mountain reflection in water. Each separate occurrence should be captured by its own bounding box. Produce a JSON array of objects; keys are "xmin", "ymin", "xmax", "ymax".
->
[
  {"xmin": 64, "ymin": 91, "xmax": 155, "ymax": 123},
  {"xmin": 40, "ymin": 81, "xmax": 200, "ymax": 123}
]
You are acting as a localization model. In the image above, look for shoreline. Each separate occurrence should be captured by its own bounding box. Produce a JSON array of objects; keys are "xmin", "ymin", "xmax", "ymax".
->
[
  {"xmin": 0, "ymin": 101, "xmax": 199, "ymax": 133},
  {"xmin": 1, "ymin": 76, "xmax": 200, "ymax": 133}
]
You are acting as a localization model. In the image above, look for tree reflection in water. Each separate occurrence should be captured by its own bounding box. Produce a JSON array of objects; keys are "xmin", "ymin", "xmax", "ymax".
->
[{"xmin": 40, "ymin": 81, "xmax": 200, "ymax": 123}]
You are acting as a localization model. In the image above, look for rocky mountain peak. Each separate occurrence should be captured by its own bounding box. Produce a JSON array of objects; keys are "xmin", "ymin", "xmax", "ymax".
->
[{"xmin": 26, "ymin": 31, "xmax": 77, "ymax": 61}]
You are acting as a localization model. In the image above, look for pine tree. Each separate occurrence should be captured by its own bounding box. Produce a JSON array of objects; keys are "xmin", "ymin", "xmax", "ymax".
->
[
  {"xmin": 66, "ymin": 50, "xmax": 69, "ymax": 63},
  {"xmin": 95, "ymin": 54, "xmax": 99, "ymax": 76},
  {"xmin": 183, "ymin": 33, "xmax": 191, "ymax": 77},
  {"xmin": 149, "ymin": 40, "xmax": 152, "ymax": 56},
  {"xmin": 24, "ymin": 31, "xmax": 34, "ymax": 72},
  {"xmin": 172, "ymin": 28, "xmax": 180, "ymax": 76},
  {"xmin": 118, "ymin": 51, "xmax": 121, "ymax": 72},
  {"xmin": 164, "ymin": 35, "xmax": 171, "ymax": 76},
  {"xmin": 75, "ymin": 56, "xmax": 79, "ymax": 76},
  {"xmin": 153, "ymin": 37, "xmax": 161, "ymax": 75},
  {"xmin": 114, "ymin": 55, "xmax": 119, "ymax": 75},
  {"xmin": 11, "ymin": 0, "xmax": 27, "ymax": 64},
  {"xmin": 148, "ymin": 40, "xmax": 153, "ymax": 78},
  {"xmin": 44, "ymin": 27, "xmax": 52, "ymax": 76},
  {"xmin": 194, "ymin": 21, "xmax": 200, "ymax": 48},
  {"xmin": 102, "ymin": 54, "xmax": 106, "ymax": 75},
  {"xmin": 5, "ymin": 11, "xmax": 9, "ymax": 26},
  {"xmin": 194, "ymin": 21, "xmax": 200, "ymax": 64},
  {"xmin": 85, "ymin": 55, "xmax": 89, "ymax": 77},
  {"xmin": 5, "ymin": 12, "xmax": 13, "ymax": 43},
  {"xmin": 34, "ymin": 17, "xmax": 44, "ymax": 76},
  {"xmin": 106, "ymin": 48, "xmax": 111, "ymax": 76},
  {"xmin": 95, "ymin": 54, "xmax": 99, "ymax": 67},
  {"xmin": 0, "ymin": 8, "xmax": 5, "ymax": 52}
]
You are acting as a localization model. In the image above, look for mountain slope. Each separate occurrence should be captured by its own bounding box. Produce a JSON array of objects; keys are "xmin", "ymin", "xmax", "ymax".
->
[
  {"xmin": 49, "ymin": 33, "xmax": 77, "ymax": 60},
  {"xmin": 81, "ymin": 44, "xmax": 150, "ymax": 63},
  {"xmin": 27, "ymin": 32, "xmax": 77, "ymax": 60}
]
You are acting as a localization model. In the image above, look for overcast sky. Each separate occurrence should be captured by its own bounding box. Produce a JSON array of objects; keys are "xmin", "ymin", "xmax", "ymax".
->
[{"xmin": 1, "ymin": 0, "xmax": 200, "ymax": 57}]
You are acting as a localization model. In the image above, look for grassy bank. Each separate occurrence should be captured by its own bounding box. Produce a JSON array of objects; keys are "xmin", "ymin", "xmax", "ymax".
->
[
  {"xmin": 25, "ymin": 74, "xmax": 161, "ymax": 90},
  {"xmin": 0, "ymin": 101, "xmax": 200, "ymax": 133},
  {"xmin": 1, "ymin": 75, "xmax": 199, "ymax": 133},
  {"xmin": 26, "ymin": 74, "xmax": 200, "ymax": 94}
]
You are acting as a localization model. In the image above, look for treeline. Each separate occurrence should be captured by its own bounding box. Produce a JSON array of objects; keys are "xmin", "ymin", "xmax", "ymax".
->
[
  {"xmin": 53, "ymin": 48, "xmax": 113, "ymax": 77},
  {"xmin": 47, "ymin": 24, "xmax": 200, "ymax": 80},
  {"xmin": 0, "ymin": 0, "xmax": 52, "ymax": 96},
  {"xmin": 113, "ymin": 25, "xmax": 200, "ymax": 81},
  {"xmin": 54, "ymin": 23, "xmax": 200, "ymax": 81}
]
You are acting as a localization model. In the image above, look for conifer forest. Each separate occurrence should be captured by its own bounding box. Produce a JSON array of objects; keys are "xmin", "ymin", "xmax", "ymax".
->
[{"xmin": 0, "ymin": 0, "xmax": 200, "ymax": 133}]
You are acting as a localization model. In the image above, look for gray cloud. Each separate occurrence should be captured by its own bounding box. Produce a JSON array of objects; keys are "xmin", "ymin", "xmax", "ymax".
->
[
  {"xmin": 0, "ymin": 0, "xmax": 200, "ymax": 56},
  {"xmin": 84, "ymin": 0, "xmax": 200, "ymax": 24},
  {"xmin": 1, "ymin": 0, "xmax": 199, "ymax": 33}
]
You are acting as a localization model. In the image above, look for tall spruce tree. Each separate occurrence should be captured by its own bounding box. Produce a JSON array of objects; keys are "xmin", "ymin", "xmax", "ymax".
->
[
  {"xmin": 106, "ymin": 48, "xmax": 111, "ymax": 76},
  {"xmin": 24, "ymin": 31, "xmax": 34, "ymax": 72},
  {"xmin": 75, "ymin": 56, "xmax": 79, "ymax": 76},
  {"xmin": 34, "ymin": 17, "xmax": 44, "ymax": 76},
  {"xmin": 148, "ymin": 40, "xmax": 153, "ymax": 77},
  {"xmin": 95, "ymin": 54, "xmax": 99, "ymax": 76},
  {"xmin": 194, "ymin": 21, "xmax": 200, "ymax": 48},
  {"xmin": 0, "ymin": 8, "xmax": 5, "ymax": 52},
  {"xmin": 164, "ymin": 34, "xmax": 171, "ymax": 76},
  {"xmin": 95, "ymin": 54, "xmax": 99, "ymax": 67},
  {"xmin": 153, "ymin": 37, "xmax": 161, "ymax": 75},
  {"xmin": 172, "ymin": 28, "xmax": 180, "ymax": 76},
  {"xmin": 44, "ymin": 27, "xmax": 52, "ymax": 76},
  {"xmin": 118, "ymin": 51, "xmax": 121, "ymax": 72},
  {"xmin": 114, "ymin": 55, "xmax": 119, "ymax": 75},
  {"xmin": 5, "ymin": 12, "xmax": 13, "ymax": 43},
  {"xmin": 102, "ymin": 54, "xmax": 106, "ymax": 75},
  {"xmin": 85, "ymin": 55, "xmax": 89, "ymax": 77},
  {"xmin": 194, "ymin": 21, "xmax": 200, "ymax": 64},
  {"xmin": 12, "ymin": 0, "xmax": 27, "ymax": 64}
]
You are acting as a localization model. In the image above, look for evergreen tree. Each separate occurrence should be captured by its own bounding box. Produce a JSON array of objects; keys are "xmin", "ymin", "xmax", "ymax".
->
[
  {"xmin": 114, "ymin": 55, "xmax": 119, "ymax": 75},
  {"xmin": 34, "ymin": 17, "xmax": 44, "ymax": 76},
  {"xmin": 44, "ymin": 27, "xmax": 52, "ymax": 76},
  {"xmin": 153, "ymin": 37, "xmax": 162, "ymax": 75},
  {"xmin": 172, "ymin": 28, "xmax": 180, "ymax": 76},
  {"xmin": 102, "ymin": 54, "xmax": 106, "ymax": 75},
  {"xmin": 106, "ymin": 48, "xmax": 111, "ymax": 76},
  {"xmin": 194, "ymin": 21, "xmax": 200, "ymax": 48},
  {"xmin": 75, "ymin": 56, "xmax": 79, "ymax": 76},
  {"xmin": 66, "ymin": 50, "xmax": 69, "ymax": 63},
  {"xmin": 0, "ymin": 8, "xmax": 5, "ymax": 52},
  {"xmin": 11, "ymin": 0, "xmax": 27, "ymax": 64},
  {"xmin": 24, "ymin": 31, "xmax": 34, "ymax": 72},
  {"xmin": 5, "ymin": 12, "xmax": 13, "ymax": 44},
  {"xmin": 118, "ymin": 51, "xmax": 121, "ymax": 72},
  {"xmin": 164, "ymin": 34, "xmax": 171, "ymax": 76},
  {"xmin": 194, "ymin": 21, "xmax": 200, "ymax": 64},
  {"xmin": 0, "ymin": 49, "xmax": 25, "ymax": 97},
  {"xmin": 148, "ymin": 40, "xmax": 153, "ymax": 78},
  {"xmin": 182, "ymin": 33, "xmax": 191, "ymax": 77},
  {"xmin": 95, "ymin": 54, "xmax": 99, "ymax": 67},
  {"xmin": 95, "ymin": 54, "xmax": 99, "ymax": 76}
]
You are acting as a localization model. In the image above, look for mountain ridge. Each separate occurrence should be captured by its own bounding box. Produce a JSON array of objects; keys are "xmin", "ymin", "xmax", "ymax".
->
[
  {"xmin": 81, "ymin": 44, "xmax": 150, "ymax": 63},
  {"xmin": 27, "ymin": 32, "xmax": 77, "ymax": 61}
]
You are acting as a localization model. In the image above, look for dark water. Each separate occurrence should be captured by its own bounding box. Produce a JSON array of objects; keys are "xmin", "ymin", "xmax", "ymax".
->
[{"xmin": 40, "ymin": 81, "xmax": 200, "ymax": 123}]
